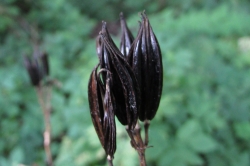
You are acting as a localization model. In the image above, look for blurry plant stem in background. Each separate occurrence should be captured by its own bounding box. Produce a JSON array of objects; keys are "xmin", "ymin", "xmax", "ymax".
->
[
  {"xmin": 15, "ymin": 7, "xmax": 55, "ymax": 163},
  {"xmin": 36, "ymin": 85, "xmax": 53, "ymax": 166},
  {"xmin": 127, "ymin": 122, "xmax": 147, "ymax": 166}
]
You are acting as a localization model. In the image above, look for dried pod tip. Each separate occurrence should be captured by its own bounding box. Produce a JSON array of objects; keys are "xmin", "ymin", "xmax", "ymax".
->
[
  {"xmin": 141, "ymin": 10, "xmax": 148, "ymax": 21},
  {"xmin": 119, "ymin": 12, "xmax": 124, "ymax": 19},
  {"xmin": 120, "ymin": 12, "xmax": 128, "ymax": 27},
  {"xmin": 102, "ymin": 21, "xmax": 107, "ymax": 30}
]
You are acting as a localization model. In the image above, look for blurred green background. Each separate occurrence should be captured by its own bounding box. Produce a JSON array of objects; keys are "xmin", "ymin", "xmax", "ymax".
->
[{"xmin": 1, "ymin": 0, "xmax": 250, "ymax": 165}]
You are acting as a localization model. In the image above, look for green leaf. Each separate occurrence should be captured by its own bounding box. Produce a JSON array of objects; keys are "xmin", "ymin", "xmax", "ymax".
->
[
  {"xmin": 188, "ymin": 134, "xmax": 217, "ymax": 153},
  {"xmin": 233, "ymin": 122, "xmax": 250, "ymax": 140},
  {"xmin": 177, "ymin": 119, "xmax": 201, "ymax": 141},
  {"xmin": 10, "ymin": 147, "xmax": 24, "ymax": 164}
]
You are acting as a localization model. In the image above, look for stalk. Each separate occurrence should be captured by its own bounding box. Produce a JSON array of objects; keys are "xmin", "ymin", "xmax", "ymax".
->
[
  {"xmin": 144, "ymin": 120, "xmax": 150, "ymax": 146},
  {"xmin": 126, "ymin": 122, "xmax": 147, "ymax": 166},
  {"xmin": 36, "ymin": 85, "xmax": 53, "ymax": 166}
]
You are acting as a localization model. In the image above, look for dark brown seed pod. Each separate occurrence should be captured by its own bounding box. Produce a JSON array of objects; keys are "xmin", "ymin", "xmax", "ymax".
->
[
  {"xmin": 88, "ymin": 65, "xmax": 116, "ymax": 158},
  {"xmin": 88, "ymin": 65, "xmax": 105, "ymax": 149},
  {"xmin": 101, "ymin": 71, "xmax": 116, "ymax": 158},
  {"xmin": 129, "ymin": 12, "xmax": 163, "ymax": 121},
  {"xmin": 24, "ymin": 56, "xmax": 41, "ymax": 86},
  {"xmin": 120, "ymin": 12, "xmax": 134, "ymax": 57},
  {"xmin": 99, "ymin": 22, "xmax": 140, "ymax": 129}
]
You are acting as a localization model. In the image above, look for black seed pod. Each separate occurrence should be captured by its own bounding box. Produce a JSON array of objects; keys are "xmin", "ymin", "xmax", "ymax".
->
[
  {"xmin": 128, "ymin": 12, "xmax": 163, "ymax": 121},
  {"xmin": 99, "ymin": 22, "xmax": 140, "ymax": 129}
]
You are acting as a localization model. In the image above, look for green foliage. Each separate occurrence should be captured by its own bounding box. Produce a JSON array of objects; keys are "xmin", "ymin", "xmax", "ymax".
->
[
  {"xmin": 146, "ymin": 4, "xmax": 250, "ymax": 166},
  {"xmin": 1, "ymin": 0, "xmax": 250, "ymax": 166}
]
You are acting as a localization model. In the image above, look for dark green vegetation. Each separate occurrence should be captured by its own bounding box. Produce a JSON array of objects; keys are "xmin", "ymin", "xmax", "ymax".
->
[{"xmin": 1, "ymin": 0, "xmax": 250, "ymax": 165}]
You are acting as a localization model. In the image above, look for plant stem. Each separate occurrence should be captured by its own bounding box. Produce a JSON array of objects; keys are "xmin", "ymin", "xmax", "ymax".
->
[
  {"xmin": 138, "ymin": 149, "xmax": 146, "ymax": 166},
  {"xmin": 36, "ymin": 85, "xmax": 53, "ymax": 166},
  {"xmin": 144, "ymin": 120, "xmax": 150, "ymax": 146},
  {"xmin": 126, "ymin": 122, "xmax": 147, "ymax": 166}
]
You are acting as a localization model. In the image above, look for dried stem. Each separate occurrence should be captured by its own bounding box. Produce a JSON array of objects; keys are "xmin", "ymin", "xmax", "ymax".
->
[
  {"xmin": 144, "ymin": 120, "xmax": 150, "ymax": 146},
  {"xmin": 36, "ymin": 85, "xmax": 53, "ymax": 166},
  {"xmin": 107, "ymin": 155, "xmax": 114, "ymax": 166},
  {"xmin": 126, "ymin": 122, "xmax": 147, "ymax": 166}
]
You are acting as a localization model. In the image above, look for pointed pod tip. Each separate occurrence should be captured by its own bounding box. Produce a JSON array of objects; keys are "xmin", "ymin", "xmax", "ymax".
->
[
  {"xmin": 120, "ymin": 12, "xmax": 126, "ymax": 29},
  {"xmin": 101, "ymin": 21, "xmax": 109, "ymax": 35},
  {"xmin": 141, "ymin": 10, "xmax": 148, "ymax": 21},
  {"xmin": 102, "ymin": 21, "xmax": 107, "ymax": 28}
]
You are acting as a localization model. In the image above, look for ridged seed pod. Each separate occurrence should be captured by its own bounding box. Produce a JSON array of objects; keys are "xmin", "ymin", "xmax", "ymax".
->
[
  {"xmin": 128, "ymin": 12, "xmax": 163, "ymax": 121},
  {"xmin": 88, "ymin": 65, "xmax": 116, "ymax": 158},
  {"xmin": 99, "ymin": 22, "xmax": 140, "ymax": 129}
]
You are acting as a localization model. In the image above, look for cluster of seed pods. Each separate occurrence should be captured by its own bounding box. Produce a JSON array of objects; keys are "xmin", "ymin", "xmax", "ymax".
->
[{"xmin": 88, "ymin": 11, "xmax": 163, "ymax": 163}]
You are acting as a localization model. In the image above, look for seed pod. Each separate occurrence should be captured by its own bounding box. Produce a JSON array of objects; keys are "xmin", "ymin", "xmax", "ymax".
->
[
  {"xmin": 24, "ymin": 56, "xmax": 41, "ymax": 86},
  {"xmin": 120, "ymin": 12, "xmax": 134, "ymax": 57},
  {"xmin": 88, "ymin": 65, "xmax": 116, "ymax": 158},
  {"xmin": 147, "ymin": 16, "xmax": 163, "ymax": 120},
  {"xmin": 129, "ymin": 12, "xmax": 163, "ymax": 121},
  {"xmin": 99, "ymin": 22, "xmax": 140, "ymax": 129},
  {"xmin": 88, "ymin": 65, "xmax": 105, "ymax": 148},
  {"xmin": 97, "ymin": 29, "xmax": 127, "ymax": 124},
  {"xmin": 101, "ymin": 72, "xmax": 116, "ymax": 157}
]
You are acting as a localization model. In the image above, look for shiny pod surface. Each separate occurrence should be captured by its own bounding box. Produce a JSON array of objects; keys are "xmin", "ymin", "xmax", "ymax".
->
[
  {"xmin": 99, "ymin": 22, "xmax": 140, "ymax": 129},
  {"xmin": 128, "ymin": 12, "xmax": 163, "ymax": 121}
]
